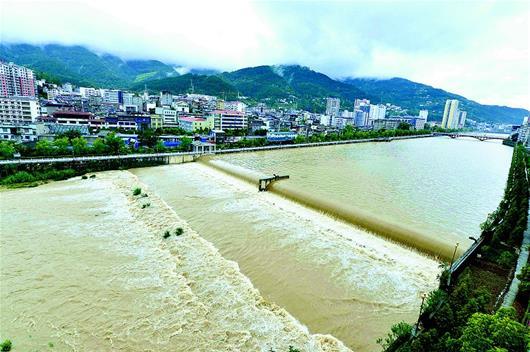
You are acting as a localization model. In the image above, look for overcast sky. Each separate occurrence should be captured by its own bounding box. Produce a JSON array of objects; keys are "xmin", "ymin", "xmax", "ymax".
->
[{"xmin": 1, "ymin": 0, "xmax": 529, "ymax": 109}]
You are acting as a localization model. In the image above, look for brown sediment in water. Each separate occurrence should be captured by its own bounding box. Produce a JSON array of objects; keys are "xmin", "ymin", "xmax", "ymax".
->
[
  {"xmin": 200, "ymin": 158, "xmax": 464, "ymax": 261},
  {"xmin": 0, "ymin": 171, "xmax": 350, "ymax": 352}
]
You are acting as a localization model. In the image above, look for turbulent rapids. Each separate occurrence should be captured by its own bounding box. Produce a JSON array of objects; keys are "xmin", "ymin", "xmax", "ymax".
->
[
  {"xmin": 1, "ymin": 137, "xmax": 513, "ymax": 352},
  {"xmin": 200, "ymin": 158, "xmax": 463, "ymax": 261}
]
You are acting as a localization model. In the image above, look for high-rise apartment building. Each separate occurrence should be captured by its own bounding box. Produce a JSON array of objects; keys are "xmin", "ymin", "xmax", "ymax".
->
[
  {"xmin": 0, "ymin": 97, "xmax": 41, "ymax": 124},
  {"xmin": 441, "ymin": 99, "xmax": 462, "ymax": 129},
  {"xmin": 458, "ymin": 111, "xmax": 467, "ymax": 128},
  {"xmin": 369, "ymin": 104, "xmax": 386, "ymax": 120},
  {"xmin": 325, "ymin": 98, "xmax": 340, "ymax": 117},
  {"xmin": 419, "ymin": 110, "xmax": 429, "ymax": 121},
  {"xmin": 0, "ymin": 62, "xmax": 36, "ymax": 97}
]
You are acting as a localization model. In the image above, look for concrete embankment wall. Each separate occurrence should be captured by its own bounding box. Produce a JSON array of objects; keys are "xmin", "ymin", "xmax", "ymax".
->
[{"xmin": 200, "ymin": 158, "xmax": 463, "ymax": 262}]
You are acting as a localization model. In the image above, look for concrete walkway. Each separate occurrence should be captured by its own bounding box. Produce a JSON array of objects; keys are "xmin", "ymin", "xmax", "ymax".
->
[{"xmin": 502, "ymin": 209, "xmax": 530, "ymax": 307}]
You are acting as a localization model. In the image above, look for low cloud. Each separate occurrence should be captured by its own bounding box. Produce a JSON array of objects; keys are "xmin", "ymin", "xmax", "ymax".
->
[{"xmin": 1, "ymin": 0, "xmax": 528, "ymax": 108}]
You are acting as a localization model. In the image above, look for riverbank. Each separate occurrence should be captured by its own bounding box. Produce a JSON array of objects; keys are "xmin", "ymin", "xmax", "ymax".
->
[
  {"xmin": 0, "ymin": 133, "xmax": 434, "ymax": 186},
  {"xmin": 0, "ymin": 171, "xmax": 350, "ymax": 351},
  {"xmin": 379, "ymin": 144, "xmax": 530, "ymax": 351}
]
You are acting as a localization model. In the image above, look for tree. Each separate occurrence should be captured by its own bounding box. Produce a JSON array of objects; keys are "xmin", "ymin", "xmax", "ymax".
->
[
  {"xmin": 91, "ymin": 138, "xmax": 107, "ymax": 154},
  {"xmin": 104, "ymin": 132, "xmax": 125, "ymax": 155},
  {"xmin": 180, "ymin": 137, "xmax": 192, "ymax": 151},
  {"xmin": 35, "ymin": 140, "xmax": 54, "ymax": 156},
  {"xmin": 397, "ymin": 122, "xmax": 411, "ymax": 130},
  {"xmin": 0, "ymin": 141, "xmax": 15, "ymax": 159},
  {"xmin": 53, "ymin": 137, "xmax": 70, "ymax": 155},
  {"xmin": 458, "ymin": 308, "xmax": 529, "ymax": 352},
  {"xmin": 137, "ymin": 128, "xmax": 159, "ymax": 148},
  {"xmin": 154, "ymin": 140, "xmax": 167, "ymax": 152},
  {"xmin": 71, "ymin": 137, "xmax": 88, "ymax": 156},
  {"xmin": 517, "ymin": 264, "xmax": 530, "ymax": 299},
  {"xmin": 57, "ymin": 129, "xmax": 82, "ymax": 141}
]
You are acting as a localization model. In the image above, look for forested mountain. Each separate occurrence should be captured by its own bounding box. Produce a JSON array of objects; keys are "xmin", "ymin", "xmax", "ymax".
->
[
  {"xmin": 2, "ymin": 43, "xmax": 527, "ymax": 123},
  {"xmin": 130, "ymin": 74, "xmax": 239, "ymax": 100},
  {"xmin": 343, "ymin": 77, "xmax": 528, "ymax": 124},
  {"xmin": 0, "ymin": 43, "xmax": 177, "ymax": 88}
]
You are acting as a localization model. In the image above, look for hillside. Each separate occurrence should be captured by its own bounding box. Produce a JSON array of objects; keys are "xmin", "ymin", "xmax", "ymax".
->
[
  {"xmin": 220, "ymin": 65, "xmax": 366, "ymax": 111},
  {"xmin": 1, "ymin": 43, "xmax": 527, "ymax": 123},
  {"xmin": 0, "ymin": 43, "xmax": 177, "ymax": 88},
  {"xmin": 131, "ymin": 74, "xmax": 239, "ymax": 100},
  {"xmin": 343, "ymin": 77, "xmax": 528, "ymax": 124}
]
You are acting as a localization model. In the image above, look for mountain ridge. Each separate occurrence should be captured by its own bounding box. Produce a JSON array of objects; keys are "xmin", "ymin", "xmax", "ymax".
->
[{"xmin": 1, "ymin": 43, "xmax": 527, "ymax": 123}]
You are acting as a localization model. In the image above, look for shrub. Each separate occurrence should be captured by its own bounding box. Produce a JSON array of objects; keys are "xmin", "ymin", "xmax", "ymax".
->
[
  {"xmin": 175, "ymin": 227, "xmax": 184, "ymax": 236},
  {"xmin": 497, "ymin": 251, "xmax": 517, "ymax": 269},
  {"xmin": 81, "ymin": 175, "xmax": 88, "ymax": 180},
  {"xmin": 133, "ymin": 187, "xmax": 142, "ymax": 196},
  {"xmin": 141, "ymin": 203, "xmax": 151, "ymax": 209},
  {"xmin": 0, "ymin": 141, "xmax": 15, "ymax": 159},
  {"xmin": 163, "ymin": 230, "xmax": 171, "ymax": 239},
  {"xmin": 377, "ymin": 321, "xmax": 412, "ymax": 349},
  {"xmin": 0, "ymin": 339, "xmax": 12, "ymax": 352},
  {"xmin": 90, "ymin": 174, "xmax": 96, "ymax": 178},
  {"xmin": 0, "ymin": 171, "xmax": 36, "ymax": 184}
]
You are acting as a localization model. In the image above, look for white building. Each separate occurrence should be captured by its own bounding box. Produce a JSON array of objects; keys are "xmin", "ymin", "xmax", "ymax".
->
[
  {"xmin": 458, "ymin": 111, "xmax": 467, "ymax": 128},
  {"xmin": 103, "ymin": 89, "xmax": 122, "ymax": 104},
  {"xmin": 211, "ymin": 110, "xmax": 247, "ymax": 130},
  {"xmin": 320, "ymin": 115, "xmax": 331, "ymax": 126},
  {"xmin": 160, "ymin": 91, "xmax": 173, "ymax": 106},
  {"xmin": 155, "ymin": 106, "xmax": 177, "ymax": 125},
  {"xmin": 224, "ymin": 101, "xmax": 247, "ymax": 113},
  {"xmin": 369, "ymin": 104, "xmax": 387, "ymax": 120},
  {"xmin": 419, "ymin": 110, "xmax": 429, "ymax": 121},
  {"xmin": 173, "ymin": 101, "xmax": 190, "ymax": 113},
  {"xmin": 0, "ymin": 123, "xmax": 38, "ymax": 142},
  {"xmin": 0, "ymin": 97, "xmax": 40, "ymax": 124},
  {"xmin": 441, "ymin": 99, "xmax": 462, "ymax": 129},
  {"xmin": 518, "ymin": 116, "xmax": 529, "ymax": 147},
  {"xmin": 122, "ymin": 92, "xmax": 134, "ymax": 106},
  {"xmin": 325, "ymin": 98, "xmax": 341, "ymax": 117},
  {"xmin": 79, "ymin": 87, "xmax": 99, "ymax": 98}
]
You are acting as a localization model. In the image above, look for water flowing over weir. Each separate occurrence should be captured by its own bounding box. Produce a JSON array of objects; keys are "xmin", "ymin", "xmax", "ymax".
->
[{"xmin": 200, "ymin": 157, "xmax": 464, "ymax": 261}]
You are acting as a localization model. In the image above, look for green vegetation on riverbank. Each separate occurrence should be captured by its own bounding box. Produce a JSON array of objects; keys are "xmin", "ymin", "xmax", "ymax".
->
[
  {"xmin": 216, "ymin": 126, "xmax": 433, "ymax": 149},
  {"xmin": 379, "ymin": 144, "xmax": 530, "ymax": 352}
]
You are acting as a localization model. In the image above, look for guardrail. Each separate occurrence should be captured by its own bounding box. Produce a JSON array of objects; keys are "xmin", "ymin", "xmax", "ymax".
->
[{"xmin": 0, "ymin": 133, "xmax": 434, "ymax": 166}]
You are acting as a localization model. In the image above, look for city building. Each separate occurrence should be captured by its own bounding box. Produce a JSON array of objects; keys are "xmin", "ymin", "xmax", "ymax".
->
[
  {"xmin": 354, "ymin": 109, "xmax": 369, "ymax": 127},
  {"xmin": 372, "ymin": 116, "xmax": 426, "ymax": 131},
  {"xmin": 178, "ymin": 116, "xmax": 214, "ymax": 132},
  {"xmin": 458, "ymin": 111, "xmax": 467, "ymax": 128},
  {"xmin": 441, "ymin": 99, "xmax": 464, "ymax": 129},
  {"xmin": 419, "ymin": 110, "xmax": 429, "ymax": 121},
  {"xmin": 0, "ymin": 97, "xmax": 40, "ymax": 124},
  {"xmin": 224, "ymin": 101, "xmax": 247, "ymax": 113},
  {"xmin": 155, "ymin": 106, "xmax": 178, "ymax": 126},
  {"xmin": 103, "ymin": 89, "xmax": 123, "ymax": 105},
  {"xmin": 211, "ymin": 110, "xmax": 247, "ymax": 130},
  {"xmin": 105, "ymin": 113, "xmax": 151, "ymax": 131},
  {"xmin": 518, "ymin": 116, "xmax": 529, "ymax": 147},
  {"xmin": 369, "ymin": 104, "xmax": 387, "ymax": 120},
  {"xmin": 0, "ymin": 123, "xmax": 38, "ymax": 142},
  {"xmin": 160, "ymin": 91, "xmax": 173, "ymax": 106},
  {"xmin": 150, "ymin": 114, "xmax": 163, "ymax": 129},
  {"xmin": 325, "ymin": 98, "xmax": 340, "ymax": 117},
  {"xmin": 0, "ymin": 62, "xmax": 36, "ymax": 97}
]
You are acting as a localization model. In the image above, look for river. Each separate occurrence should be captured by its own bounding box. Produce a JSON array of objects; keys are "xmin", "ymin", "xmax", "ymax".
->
[
  {"xmin": 133, "ymin": 136, "xmax": 512, "ymax": 350},
  {"xmin": 0, "ymin": 137, "xmax": 512, "ymax": 351}
]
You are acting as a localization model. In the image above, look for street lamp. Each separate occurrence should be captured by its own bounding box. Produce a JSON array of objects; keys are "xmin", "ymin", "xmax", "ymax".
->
[{"xmin": 414, "ymin": 292, "xmax": 428, "ymax": 336}]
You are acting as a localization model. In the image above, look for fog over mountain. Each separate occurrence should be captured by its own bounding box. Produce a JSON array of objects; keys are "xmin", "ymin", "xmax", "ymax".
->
[{"xmin": 1, "ymin": 0, "xmax": 528, "ymax": 109}]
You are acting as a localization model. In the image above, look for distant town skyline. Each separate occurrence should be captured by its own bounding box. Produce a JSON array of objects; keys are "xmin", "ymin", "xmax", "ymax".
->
[{"xmin": 1, "ymin": 0, "xmax": 528, "ymax": 109}]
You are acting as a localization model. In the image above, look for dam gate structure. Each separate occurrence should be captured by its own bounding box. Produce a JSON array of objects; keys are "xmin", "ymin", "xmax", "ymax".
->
[{"xmin": 258, "ymin": 174, "xmax": 290, "ymax": 191}]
